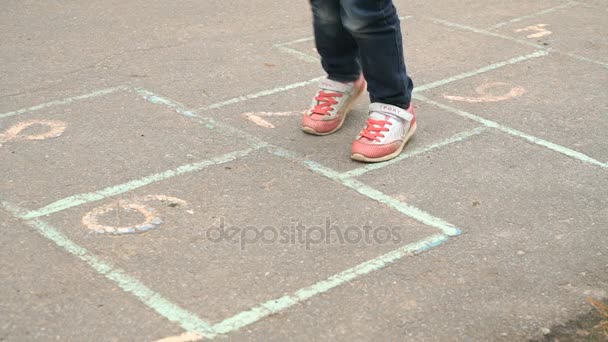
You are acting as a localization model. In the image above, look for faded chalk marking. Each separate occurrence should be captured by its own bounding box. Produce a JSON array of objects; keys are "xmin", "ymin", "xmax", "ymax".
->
[
  {"xmin": 21, "ymin": 147, "xmax": 261, "ymax": 220},
  {"xmin": 0, "ymin": 119, "xmax": 66, "ymax": 147},
  {"xmin": 278, "ymin": 37, "xmax": 315, "ymax": 46},
  {"xmin": 423, "ymin": 16, "xmax": 544, "ymax": 48},
  {"xmin": 414, "ymin": 51, "xmax": 547, "ymax": 92},
  {"xmin": 0, "ymin": 201, "xmax": 216, "ymax": 339},
  {"xmin": 197, "ymin": 77, "xmax": 325, "ymax": 112},
  {"xmin": 515, "ymin": 24, "xmax": 552, "ymax": 38},
  {"xmin": 414, "ymin": 94, "xmax": 607, "ymax": 169},
  {"xmin": 0, "ymin": 86, "xmax": 127, "ymax": 120},
  {"xmin": 83, "ymin": 201, "xmax": 161, "ymax": 234},
  {"xmin": 341, "ymin": 126, "xmax": 488, "ymax": 179},
  {"xmin": 82, "ymin": 195, "xmax": 188, "ymax": 235},
  {"xmin": 443, "ymin": 82, "xmax": 526, "ymax": 103},
  {"xmin": 212, "ymin": 233, "xmax": 448, "ymax": 334},
  {"xmin": 489, "ymin": 2, "xmax": 580, "ymax": 29},
  {"xmin": 243, "ymin": 111, "xmax": 302, "ymax": 128},
  {"xmin": 154, "ymin": 333, "xmax": 203, "ymax": 342},
  {"xmin": 275, "ymin": 45, "xmax": 319, "ymax": 63}
]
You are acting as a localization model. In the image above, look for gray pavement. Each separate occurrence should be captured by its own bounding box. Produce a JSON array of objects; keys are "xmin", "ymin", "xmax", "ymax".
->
[{"xmin": 1, "ymin": 0, "xmax": 607, "ymax": 341}]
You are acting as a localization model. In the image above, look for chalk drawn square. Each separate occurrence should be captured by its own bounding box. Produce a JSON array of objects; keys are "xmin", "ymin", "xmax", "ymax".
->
[
  {"xmin": 421, "ymin": 54, "xmax": 608, "ymax": 163},
  {"xmin": 0, "ymin": 88, "xmax": 251, "ymax": 209},
  {"xmin": 205, "ymin": 82, "xmax": 479, "ymax": 173},
  {"xmin": 357, "ymin": 129, "xmax": 607, "ymax": 263},
  {"xmin": 494, "ymin": 4, "xmax": 608, "ymax": 64},
  {"xmin": 42, "ymin": 151, "xmax": 439, "ymax": 322}
]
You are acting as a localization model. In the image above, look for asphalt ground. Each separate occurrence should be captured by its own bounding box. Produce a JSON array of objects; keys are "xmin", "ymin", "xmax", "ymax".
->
[{"xmin": 1, "ymin": 0, "xmax": 607, "ymax": 341}]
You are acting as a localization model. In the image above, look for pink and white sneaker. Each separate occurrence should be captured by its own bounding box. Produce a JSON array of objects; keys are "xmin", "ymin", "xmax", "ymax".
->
[
  {"xmin": 351, "ymin": 102, "xmax": 417, "ymax": 162},
  {"xmin": 302, "ymin": 76, "xmax": 367, "ymax": 135}
]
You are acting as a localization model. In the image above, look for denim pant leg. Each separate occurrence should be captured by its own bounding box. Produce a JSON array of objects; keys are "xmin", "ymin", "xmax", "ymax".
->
[
  {"xmin": 340, "ymin": 0, "xmax": 413, "ymax": 107},
  {"xmin": 310, "ymin": 0, "xmax": 361, "ymax": 82}
]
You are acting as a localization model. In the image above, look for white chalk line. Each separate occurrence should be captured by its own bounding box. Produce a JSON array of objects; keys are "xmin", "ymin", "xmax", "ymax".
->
[
  {"xmin": 414, "ymin": 94, "xmax": 607, "ymax": 169},
  {"xmin": 414, "ymin": 50, "xmax": 548, "ymax": 92},
  {"xmin": 423, "ymin": 16, "xmax": 544, "ymax": 48},
  {"xmin": 549, "ymin": 48, "xmax": 608, "ymax": 69},
  {"xmin": 488, "ymin": 1, "xmax": 581, "ymax": 29},
  {"xmin": 0, "ymin": 86, "xmax": 128, "ymax": 120},
  {"xmin": 275, "ymin": 45, "xmax": 319, "ymax": 63},
  {"xmin": 196, "ymin": 76, "xmax": 325, "ymax": 112}
]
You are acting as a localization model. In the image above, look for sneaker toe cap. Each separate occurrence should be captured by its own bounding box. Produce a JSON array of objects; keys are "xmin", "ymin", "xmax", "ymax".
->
[
  {"xmin": 351, "ymin": 140, "xmax": 401, "ymax": 159},
  {"xmin": 302, "ymin": 114, "xmax": 341, "ymax": 134}
]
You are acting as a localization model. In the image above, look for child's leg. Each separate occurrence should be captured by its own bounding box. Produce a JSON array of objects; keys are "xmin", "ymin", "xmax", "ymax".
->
[
  {"xmin": 310, "ymin": 0, "xmax": 361, "ymax": 82},
  {"xmin": 340, "ymin": 0, "xmax": 413, "ymax": 108},
  {"xmin": 301, "ymin": 0, "xmax": 368, "ymax": 136}
]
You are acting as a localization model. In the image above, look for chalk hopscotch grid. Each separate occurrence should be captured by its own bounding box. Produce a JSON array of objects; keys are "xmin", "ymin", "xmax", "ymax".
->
[
  {"xmin": 1, "ymin": 73, "xmax": 602, "ymax": 341},
  {"xmin": 268, "ymin": 8, "xmax": 607, "ymax": 171},
  {"xmin": 0, "ymin": 84, "xmax": 463, "ymax": 339},
  {"xmin": 135, "ymin": 20, "xmax": 606, "ymax": 335},
  {"xmin": 135, "ymin": 88, "xmax": 464, "ymax": 339},
  {"xmin": 3, "ymin": 9, "xmax": 607, "ymax": 336},
  {"xmin": 0, "ymin": 86, "xmax": 129, "ymax": 120},
  {"xmin": 142, "ymin": 43, "xmax": 606, "ymax": 337}
]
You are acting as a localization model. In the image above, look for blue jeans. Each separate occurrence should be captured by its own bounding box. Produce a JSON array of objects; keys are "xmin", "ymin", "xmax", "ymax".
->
[{"xmin": 310, "ymin": 0, "xmax": 413, "ymax": 108}]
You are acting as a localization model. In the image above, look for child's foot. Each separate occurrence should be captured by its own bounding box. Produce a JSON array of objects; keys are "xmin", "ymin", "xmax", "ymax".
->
[
  {"xmin": 302, "ymin": 76, "xmax": 367, "ymax": 135},
  {"xmin": 351, "ymin": 103, "xmax": 416, "ymax": 163}
]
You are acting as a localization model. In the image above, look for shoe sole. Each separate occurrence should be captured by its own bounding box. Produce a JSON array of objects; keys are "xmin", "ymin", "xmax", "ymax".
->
[
  {"xmin": 350, "ymin": 122, "xmax": 417, "ymax": 163},
  {"xmin": 302, "ymin": 81, "xmax": 367, "ymax": 136}
]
